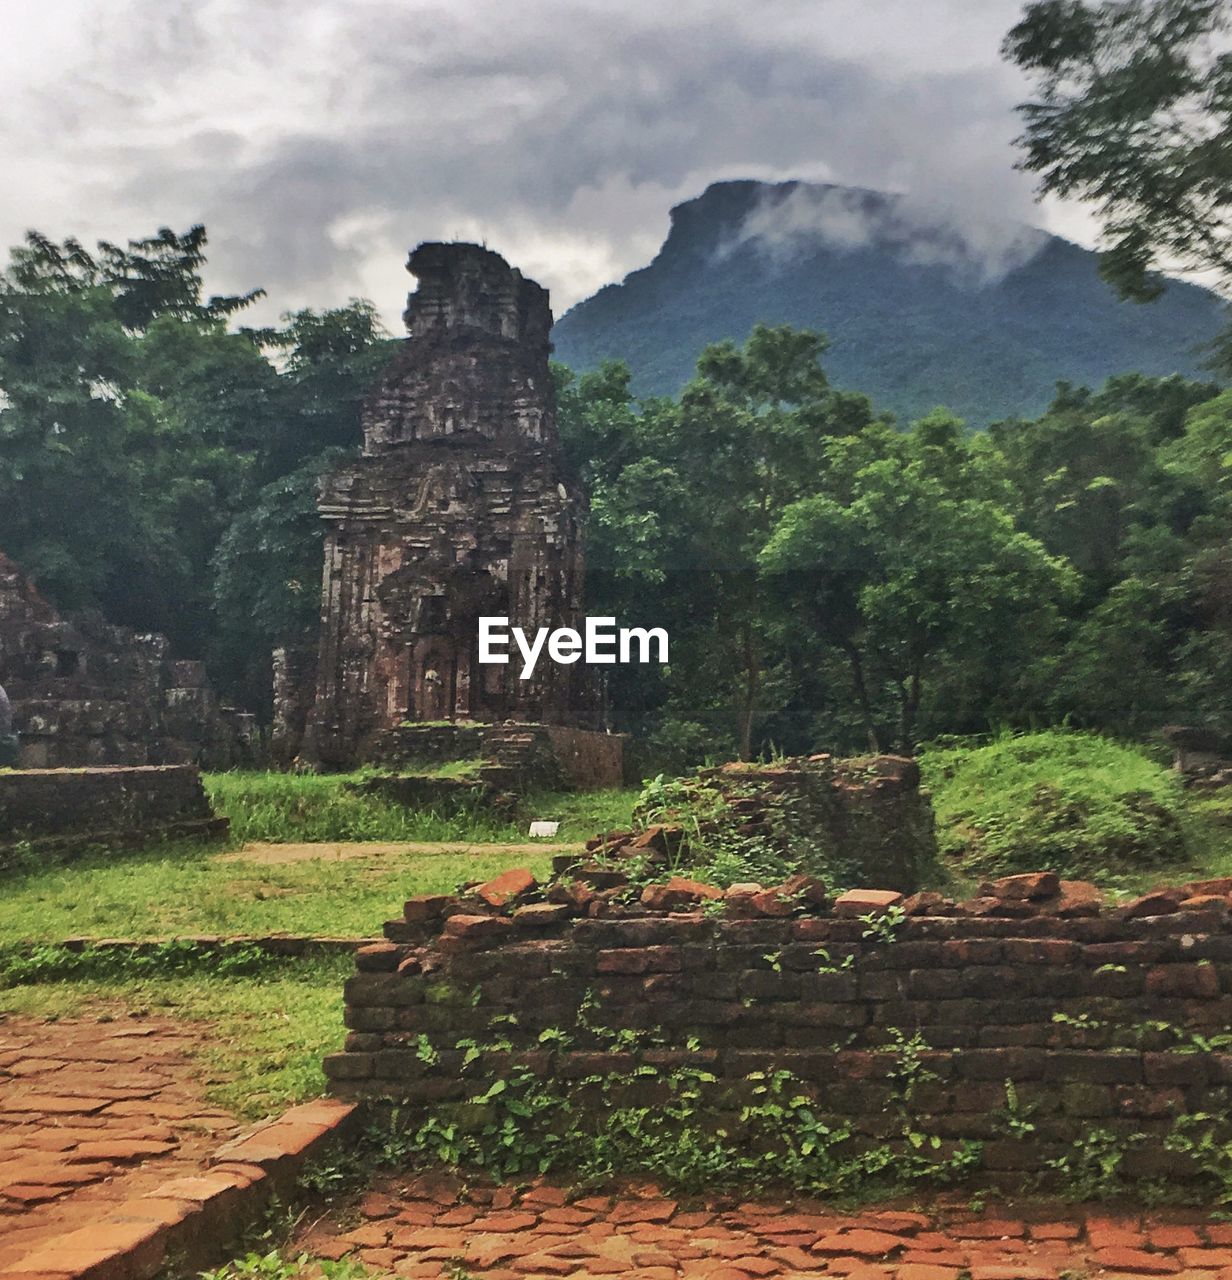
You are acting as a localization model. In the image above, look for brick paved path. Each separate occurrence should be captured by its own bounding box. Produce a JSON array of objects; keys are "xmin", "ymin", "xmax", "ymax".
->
[
  {"xmin": 298, "ymin": 1174, "xmax": 1232, "ymax": 1280},
  {"xmin": 0, "ymin": 1016, "xmax": 240, "ymax": 1264}
]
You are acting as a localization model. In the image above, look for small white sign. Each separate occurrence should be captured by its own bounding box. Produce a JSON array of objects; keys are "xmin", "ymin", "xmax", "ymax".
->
[{"xmin": 528, "ymin": 821, "xmax": 560, "ymax": 838}]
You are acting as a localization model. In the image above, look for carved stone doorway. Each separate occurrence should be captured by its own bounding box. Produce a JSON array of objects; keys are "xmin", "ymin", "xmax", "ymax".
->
[{"xmin": 413, "ymin": 639, "xmax": 455, "ymax": 721}]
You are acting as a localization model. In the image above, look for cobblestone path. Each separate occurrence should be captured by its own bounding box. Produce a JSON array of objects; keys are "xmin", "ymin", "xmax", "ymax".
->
[
  {"xmin": 298, "ymin": 1174, "xmax": 1232, "ymax": 1280},
  {"xmin": 0, "ymin": 1016, "xmax": 240, "ymax": 1264}
]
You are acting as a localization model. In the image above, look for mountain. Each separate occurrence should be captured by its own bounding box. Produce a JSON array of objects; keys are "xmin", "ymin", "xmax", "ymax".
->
[{"xmin": 551, "ymin": 180, "xmax": 1227, "ymax": 425}]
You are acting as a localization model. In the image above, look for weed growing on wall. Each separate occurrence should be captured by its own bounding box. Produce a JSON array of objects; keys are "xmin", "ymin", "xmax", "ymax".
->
[{"xmin": 363, "ymin": 998, "xmax": 981, "ymax": 1195}]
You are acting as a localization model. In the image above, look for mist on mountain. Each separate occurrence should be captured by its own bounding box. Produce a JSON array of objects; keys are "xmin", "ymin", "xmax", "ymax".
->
[{"xmin": 552, "ymin": 179, "xmax": 1226, "ymax": 425}]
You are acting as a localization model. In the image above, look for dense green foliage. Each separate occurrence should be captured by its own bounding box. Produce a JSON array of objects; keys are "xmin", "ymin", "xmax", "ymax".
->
[
  {"xmin": 920, "ymin": 730, "xmax": 1185, "ymax": 878},
  {"xmin": 206, "ymin": 772, "xmax": 637, "ymax": 844},
  {"xmin": 0, "ymin": 228, "xmax": 395, "ymax": 706},
  {"xmin": 2, "ymin": 224, "xmax": 1231, "ymax": 772},
  {"xmin": 207, "ymin": 771, "xmax": 518, "ymax": 844},
  {"xmin": 551, "ymin": 179, "xmax": 1225, "ymax": 424},
  {"xmin": 1007, "ymin": 0, "xmax": 1232, "ymax": 334},
  {"xmin": 562, "ymin": 342, "xmax": 1232, "ymax": 762}
]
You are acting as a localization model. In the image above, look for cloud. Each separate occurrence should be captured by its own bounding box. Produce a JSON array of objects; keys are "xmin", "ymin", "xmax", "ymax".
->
[
  {"xmin": 0, "ymin": 0, "xmax": 1086, "ymax": 325},
  {"xmin": 727, "ymin": 183, "xmax": 1051, "ymax": 286}
]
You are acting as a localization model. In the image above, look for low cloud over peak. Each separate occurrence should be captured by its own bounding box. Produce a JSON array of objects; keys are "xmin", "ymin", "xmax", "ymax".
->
[
  {"xmin": 722, "ymin": 182, "xmax": 1051, "ymax": 287},
  {"xmin": 0, "ymin": 0, "xmax": 1095, "ymax": 326}
]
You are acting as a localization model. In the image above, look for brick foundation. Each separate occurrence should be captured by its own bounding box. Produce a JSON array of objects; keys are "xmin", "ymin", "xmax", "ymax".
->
[
  {"xmin": 326, "ymin": 898, "xmax": 1232, "ymax": 1185},
  {"xmin": 373, "ymin": 720, "xmax": 627, "ymax": 791},
  {"xmin": 0, "ymin": 765, "xmax": 226, "ymax": 858}
]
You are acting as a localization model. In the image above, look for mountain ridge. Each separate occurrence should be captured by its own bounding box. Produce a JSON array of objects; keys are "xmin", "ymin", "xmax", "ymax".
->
[{"xmin": 551, "ymin": 179, "xmax": 1227, "ymax": 424}]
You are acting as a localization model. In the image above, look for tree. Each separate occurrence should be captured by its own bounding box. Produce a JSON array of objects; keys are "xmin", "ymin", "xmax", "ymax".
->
[
  {"xmin": 761, "ymin": 414, "xmax": 1077, "ymax": 751},
  {"xmin": 0, "ymin": 227, "xmax": 263, "ymax": 638},
  {"xmin": 554, "ymin": 328, "xmax": 882, "ymax": 758},
  {"xmin": 0, "ymin": 227, "xmax": 393, "ymax": 701},
  {"xmin": 1005, "ymin": 0, "xmax": 1232, "ymax": 318}
]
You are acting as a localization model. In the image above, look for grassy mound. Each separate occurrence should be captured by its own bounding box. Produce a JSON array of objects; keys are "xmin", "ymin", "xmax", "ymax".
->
[
  {"xmin": 206, "ymin": 771, "xmax": 640, "ymax": 845},
  {"xmin": 920, "ymin": 730, "xmax": 1185, "ymax": 880},
  {"xmin": 205, "ymin": 771, "xmax": 517, "ymax": 843}
]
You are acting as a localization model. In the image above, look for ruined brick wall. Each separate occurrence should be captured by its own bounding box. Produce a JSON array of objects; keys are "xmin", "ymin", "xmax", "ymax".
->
[
  {"xmin": 372, "ymin": 722, "xmax": 488, "ymax": 767},
  {"xmin": 327, "ymin": 885, "xmax": 1232, "ymax": 1185},
  {"xmin": 630, "ymin": 754, "xmax": 936, "ymax": 893},
  {"xmin": 0, "ymin": 552, "xmax": 248, "ymax": 769},
  {"xmin": 373, "ymin": 721, "xmax": 625, "ymax": 791},
  {"xmin": 545, "ymin": 726, "xmax": 628, "ymax": 789},
  {"xmin": 271, "ymin": 646, "xmax": 318, "ymax": 768},
  {"xmin": 0, "ymin": 765, "xmax": 226, "ymax": 857},
  {"xmin": 302, "ymin": 244, "xmax": 594, "ymax": 770}
]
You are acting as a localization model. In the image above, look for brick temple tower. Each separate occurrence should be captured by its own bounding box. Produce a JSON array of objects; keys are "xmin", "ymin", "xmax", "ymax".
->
[{"xmin": 301, "ymin": 243, "xmax": 592, "ymax": 768}]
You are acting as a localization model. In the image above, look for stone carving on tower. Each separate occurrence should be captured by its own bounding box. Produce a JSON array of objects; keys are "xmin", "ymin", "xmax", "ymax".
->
[{"xmin": 301, "ymin": 243, "xmax": 592, "ymax": 769}]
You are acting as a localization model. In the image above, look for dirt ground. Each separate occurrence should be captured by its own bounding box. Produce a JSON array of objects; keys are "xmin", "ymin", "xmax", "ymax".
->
[{"xmin": 216, "ymin": 839, "xmax": 582, "ymax": 865}]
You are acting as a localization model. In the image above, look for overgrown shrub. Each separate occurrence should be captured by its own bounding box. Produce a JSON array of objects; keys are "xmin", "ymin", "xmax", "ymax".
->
[
  {"xmin": 0, "ymin": 938, "xmax": 275, "ymax": 986},
  {"xmin": 920, "ymin": 729, "xmax": 1185, "ymax": 878},
  {"xmin": 205, "ymin": 771, "xmax": 519, "ymax": 843}
]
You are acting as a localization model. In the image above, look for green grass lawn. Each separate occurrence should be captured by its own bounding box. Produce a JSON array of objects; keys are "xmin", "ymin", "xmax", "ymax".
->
[
  {"xmin": 0, "ymin": 955, "xmax": 351, "ymax": 1120},
  {"xmin": 205, "ymin": 771, "xmax": 638, "ymax": 845},
  {"xmin": 0, "ymin": 776, "xmax": 639, "ymax": 1122},
  {"xmin": 0, "ymin": 840, "xmax": 563, "ymax": 942}
]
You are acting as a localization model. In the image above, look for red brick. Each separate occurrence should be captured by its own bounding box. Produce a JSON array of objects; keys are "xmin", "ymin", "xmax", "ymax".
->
[
  {"xmin": 902, "ymin": 1251, "xmax": 969, "ymax": 1268},
  {"xmin": 608, "ymin": 1199, "xmax": 677, "ymax": 1225},
  {"xmin": 1147, "ymin": 1227, "xmax": 1203, "ymax": 1249},
  {"xmin": 1178, "ymin": 1249, "xmax": 1232, "ymax": 1268},
  {"xmin": 510, "ymin": 1254, "xmax": 575, "ymax": 1275},
  {"xmin": 950, "ymin": 1221, "xmax": 1025, "ymax": 1240},
  {"xmin": 355, "ymin": 942, "xmax": 402, "ymax": 971},
  {"xmin": 512, "ymin": 904, "xmax": 571, "ymax": 928},
  {"xmin": 480, "ymin": 1212, "xmax": 539, "ymax": 1233},
  {"xmin": 1094, "ymin": 1248, "xmax": 1181, "ymax": 1273},
  {"xmin": 833, "ymin": 890, "xmax": 904, "ymax": 918},
  {"xmin": 1120, "ymin": 891, "xmax": 1182, "ymax": 920},
  {"xmin": 813, "ymin": 1230, "xmax": 906, "ymax": 1256},
  {"xmin": 981, "ymin": 872, "xmax": 1060, "ymax": 901},
  {"xmin": 403, "ymin": 894, "xmax": 449, "ymax": 922},
  {"xmin": 442, "ymin": 914, "xmax": 512, "ymax": 943},
  {"xmin": 1028, "ymin": 1224, "xmax": 1079, "ymax": 1242},
  {"xmin": 969, "ymin": 1268, "xmax": 1060, "ymax": 1280},
  {"xmin": 68, "ymin": 1139, "xmax": 175, "ymax": 1161},
  {"xmin": 477, "ymin": 869, "xmax": 537, "ymax": 908},
  {"xmin": 723, "ymin": 1258, "xmax": 779, "ymax": 1276},
  {"xmin": 1146, "ymin": 963, "xmax": 1221, "ymax": 999}
]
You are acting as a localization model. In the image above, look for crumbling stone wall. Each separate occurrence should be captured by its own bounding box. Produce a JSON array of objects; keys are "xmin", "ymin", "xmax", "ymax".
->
[
  {"xmin": 327, "ymin": 871, "xmax": 1232, "ymax": 1187},
  {"xmin": 302, "ymin": 244, "xmax": 594, "ymax": 770},
  {"xmin": 0, "ymin": 552, "xmax": 250, "ymax": 769},
  {"xmin": 373, "ymin": 721, "xmax": 488, "ymax": 767},
  {"xmin": 612, "ymin": 754, "xmax": 935, "ymax": 893},
  {"xmin": 271, "ymin": 646, "xmax": 317, "ymax": 769},
  {"xmin": 545, "ymin": 725, "xmax": 628, "ymax": 790},
  {"xmin": 0, "ymin": 765, "xmax": 226, "ymax": 860},
  {"xmin": 375, "ymin": 721, "xmax": 625, "ymax": 791},
  {"xmin": 1164, "ymin": 724, "xmax": 1232, "ymax": 789}
]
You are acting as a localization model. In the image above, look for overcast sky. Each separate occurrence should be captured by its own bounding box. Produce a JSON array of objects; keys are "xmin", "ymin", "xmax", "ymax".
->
[{"xmin": 0, "ymin": 0, "xmax": 1100, "ymax": 328}]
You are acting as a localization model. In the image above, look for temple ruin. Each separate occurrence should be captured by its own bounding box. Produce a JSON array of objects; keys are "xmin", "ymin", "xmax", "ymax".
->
[
  {"xmin": 0, "ymin": 550, "xmax": 249, "ymax": 769},
  {"xmin": 300, "ymin": 243, "xmax": 596, "ymax": 770}
]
